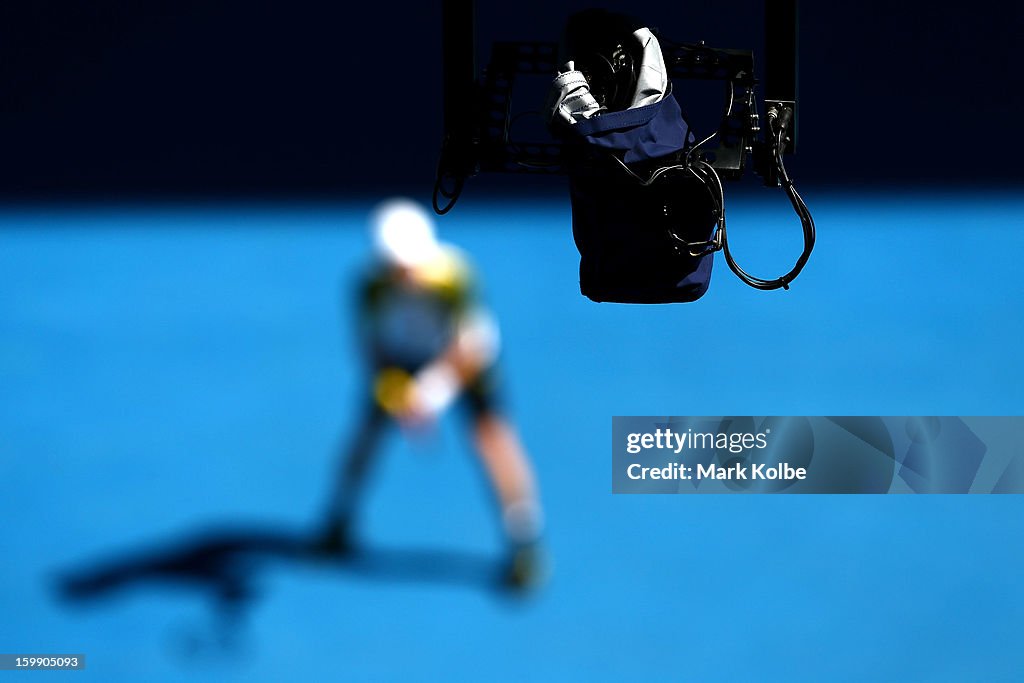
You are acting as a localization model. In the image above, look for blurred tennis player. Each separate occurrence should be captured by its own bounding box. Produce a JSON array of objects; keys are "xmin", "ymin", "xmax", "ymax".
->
[{"xmin": 318, "ymin": 198, "xmax": 544, "ymax": 589}]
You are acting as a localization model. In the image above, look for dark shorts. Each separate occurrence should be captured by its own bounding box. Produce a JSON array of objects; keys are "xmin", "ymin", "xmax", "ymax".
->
[{"xmin": 460, "ymin": 364, "xmax": 501, "ymax": 418}]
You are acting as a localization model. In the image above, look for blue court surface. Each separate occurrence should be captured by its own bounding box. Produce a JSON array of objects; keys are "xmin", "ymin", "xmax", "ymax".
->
[{"xmin": 2, "ymin": 192, "xmax": 1023, "ymax": 681}]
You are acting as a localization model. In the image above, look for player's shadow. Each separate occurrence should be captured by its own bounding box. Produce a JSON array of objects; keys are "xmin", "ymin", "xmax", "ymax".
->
[{"xmin": 55, "ymin": 524, "xmax": 505, "ymax": 616}]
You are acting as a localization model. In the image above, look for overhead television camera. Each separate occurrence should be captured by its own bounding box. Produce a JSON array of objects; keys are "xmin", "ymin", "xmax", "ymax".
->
[{"xmin": 434, "ymin": 0, "xmax": 815, "ymax": 303}]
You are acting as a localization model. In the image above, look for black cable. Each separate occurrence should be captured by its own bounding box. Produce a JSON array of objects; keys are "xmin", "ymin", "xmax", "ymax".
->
[
  {"xmin": 612, "ymin": 109, "xmax": 815, "ymax": 291},
  {"xmin": 432, "ymin": 171, "xmax": 464, "ymax": 215},
  {"xmin": 706, "ymin": 118, "xmax": 814, "ymax": 291},
  {"xmin": 432, "ymin": 136, "xmax": 466, "ymax": 215}
]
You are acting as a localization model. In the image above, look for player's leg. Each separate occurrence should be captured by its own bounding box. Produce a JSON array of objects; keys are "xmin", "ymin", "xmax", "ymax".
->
[
  {"xmin": 473, "ymin": 413, "xmax": 540, "ymax": 537},
  {"xmin": 462, "ymin": 371, "xmax": 544, "ymax": 586},
  {"xmin": 317, "ymin": 403, "xmax": 390, "ymax": 553},
  {"xmin": 472, "ymin": 411, "xmax": 545, "ymax": 587}
]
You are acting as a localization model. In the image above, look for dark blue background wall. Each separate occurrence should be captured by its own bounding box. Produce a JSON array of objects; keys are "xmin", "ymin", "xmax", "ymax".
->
[{"xmin": 1, "ymin": 1, "xmax": 1020, "ymax": 196}]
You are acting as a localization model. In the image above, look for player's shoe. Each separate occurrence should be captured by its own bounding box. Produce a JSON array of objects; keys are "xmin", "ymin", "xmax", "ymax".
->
[{"xmin": 502, "ymin": 542, "xmax": 548, "ymax": 591}]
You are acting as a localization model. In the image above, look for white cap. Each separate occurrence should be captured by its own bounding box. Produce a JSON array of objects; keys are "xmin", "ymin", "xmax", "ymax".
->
[{"xmin": 370, "ymin": 198, "xmax": 442, "ymax": 267}]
